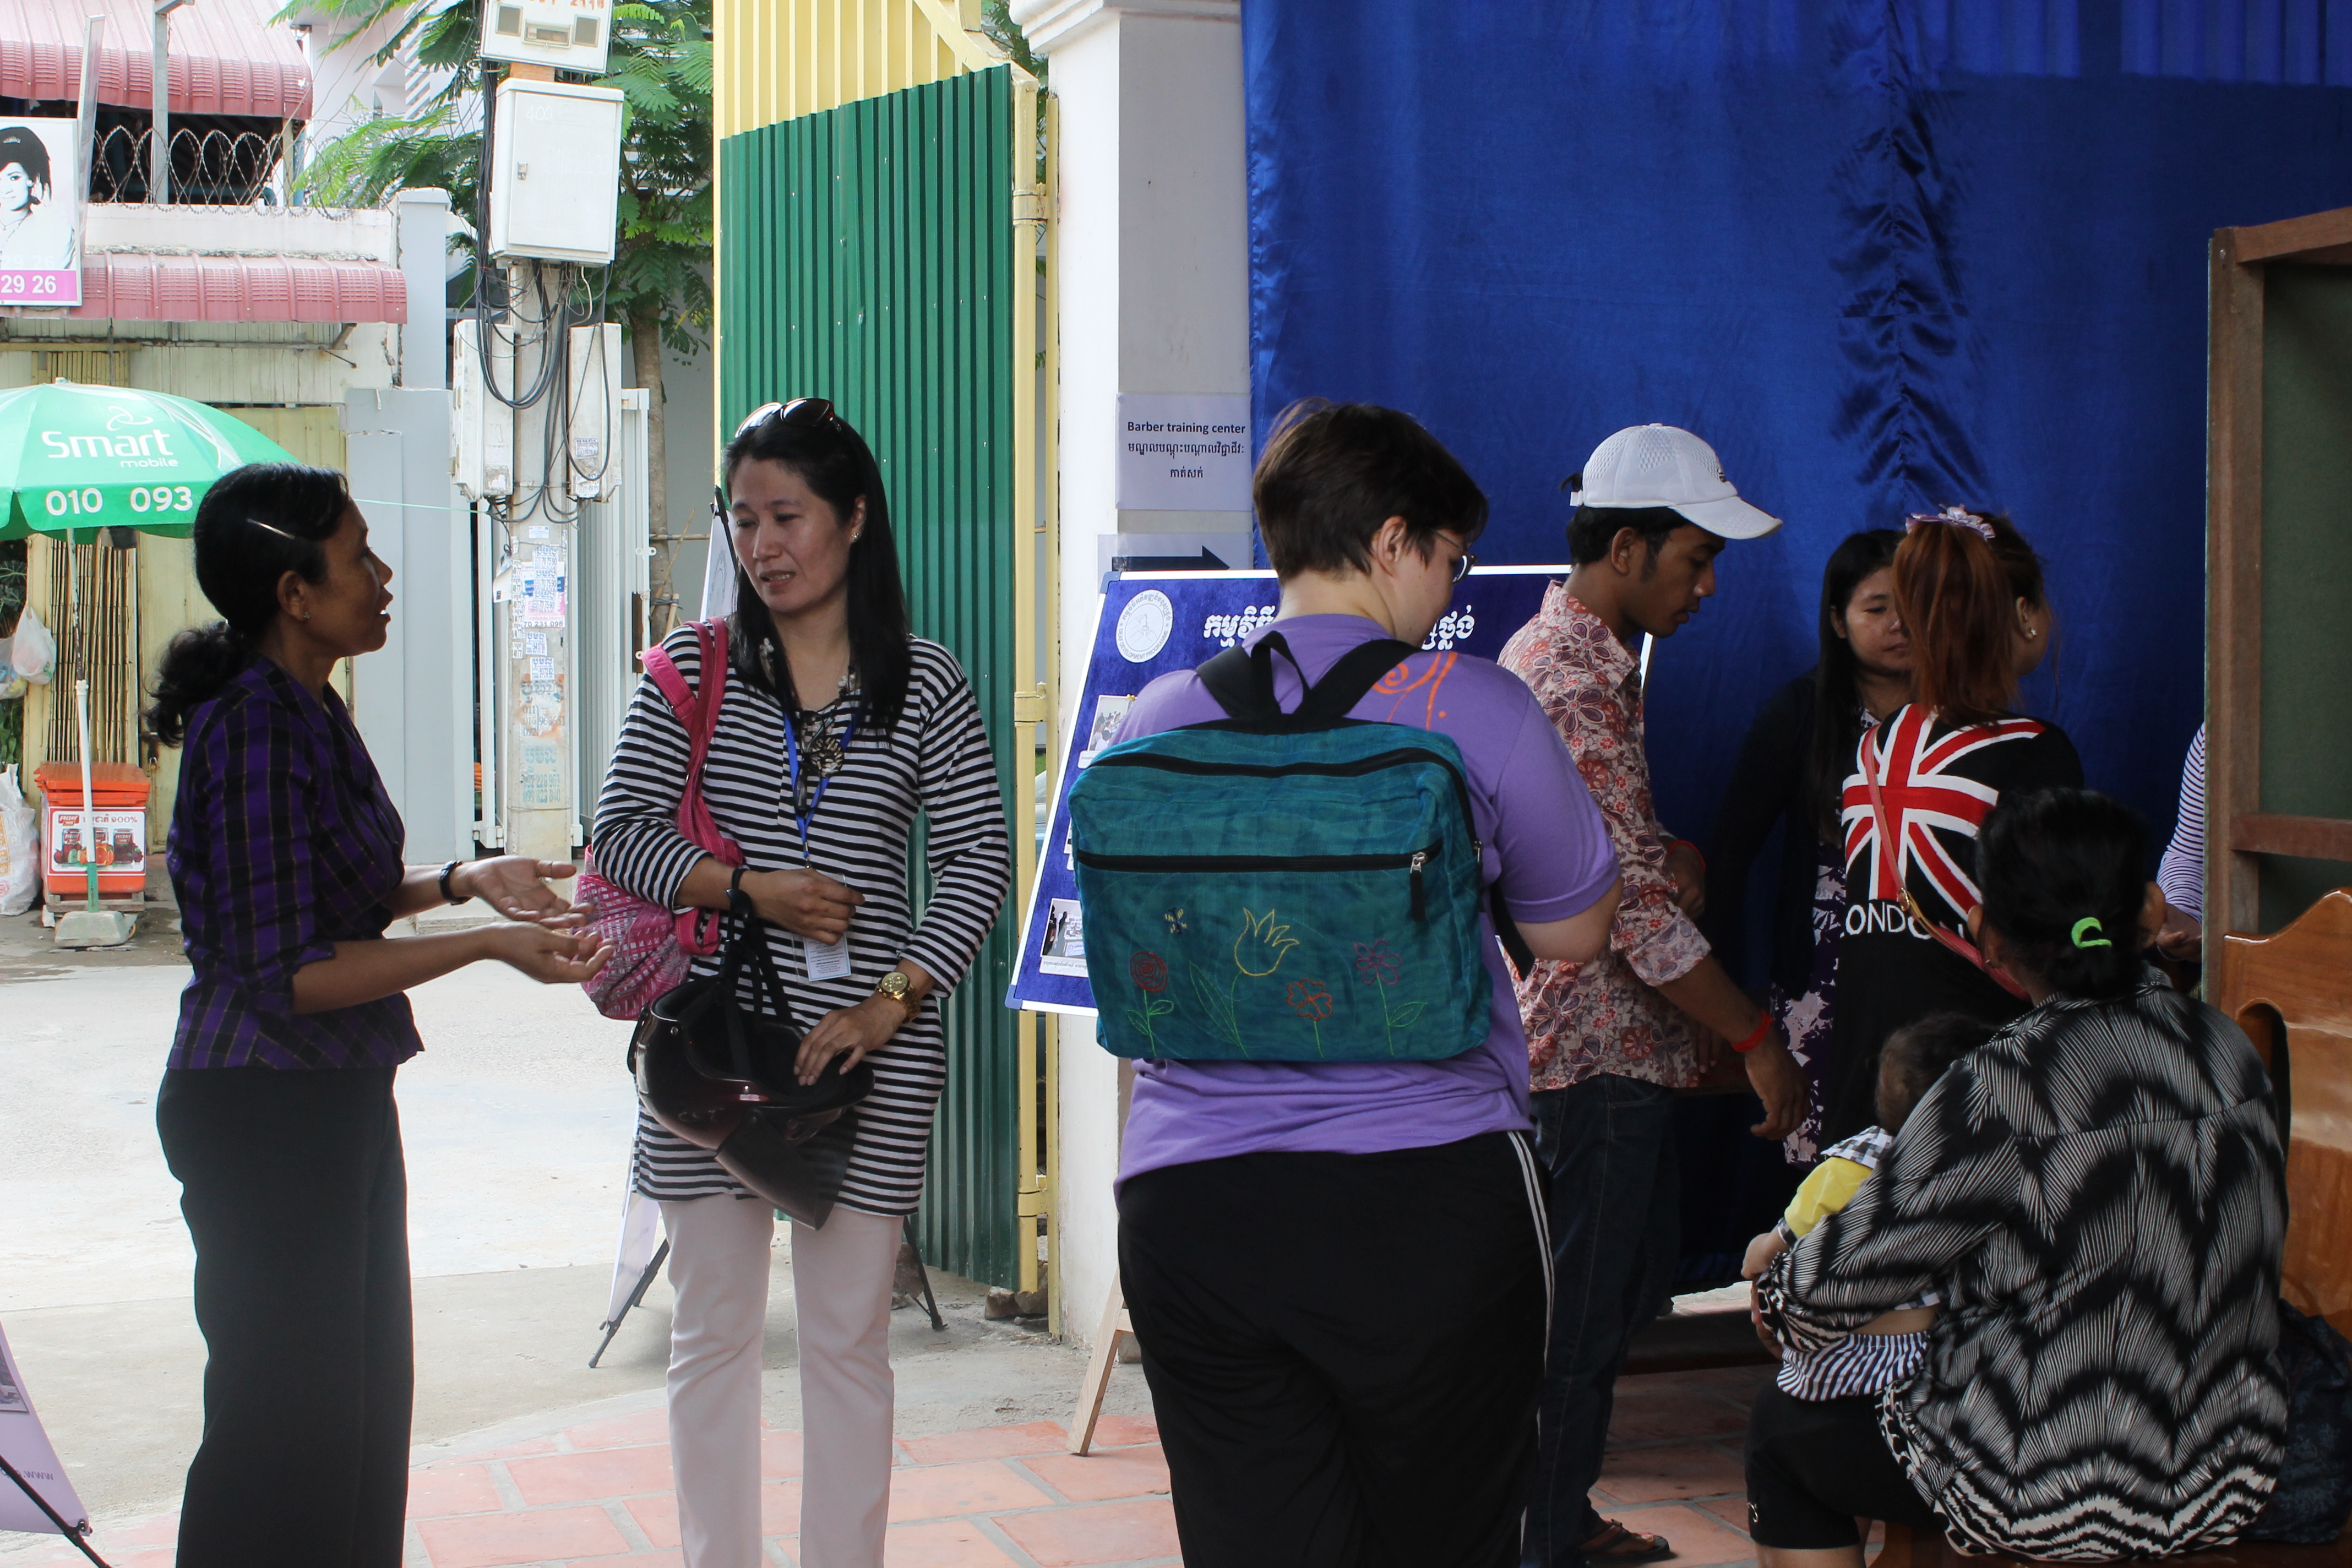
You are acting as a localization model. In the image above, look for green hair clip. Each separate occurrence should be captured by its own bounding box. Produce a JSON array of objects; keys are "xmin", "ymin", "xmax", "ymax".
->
[{"xmin": 2070, "ymin": 917, "xmax": 2112, "ymax": 950}]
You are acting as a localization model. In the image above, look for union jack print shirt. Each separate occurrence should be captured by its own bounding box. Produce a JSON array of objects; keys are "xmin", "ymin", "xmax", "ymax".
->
[{"xmin": 1820, "ymin": 704, "xmax": 2079, "ymax": 1140}]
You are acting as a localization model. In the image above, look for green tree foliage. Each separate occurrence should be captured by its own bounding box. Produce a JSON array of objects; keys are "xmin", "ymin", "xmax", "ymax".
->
[
  {"xmin": 295, "ymin": 0, "xmax": 712, "ymax": 627},
  {"xmin": 296, "ymin": 0, "xmax": 712, "ymax": 352}
]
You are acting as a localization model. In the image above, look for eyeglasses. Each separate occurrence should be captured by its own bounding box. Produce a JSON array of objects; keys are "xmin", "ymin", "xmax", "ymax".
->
[
  {"xmin": 1450, "ymin": 549, "xmax": 1477, "ymax": 584},
  {"xmin": 733, "ymin": 396, "xmax": 836, "ymax": 438}
]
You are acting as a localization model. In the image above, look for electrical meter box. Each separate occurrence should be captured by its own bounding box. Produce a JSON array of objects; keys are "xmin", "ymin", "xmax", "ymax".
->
[
  {"xmin": 481, "ymin": 0, "xmax": 613, "ymax": 74},
  {"xmin": 488, "ymin": 80, "xmax": 624, "ymax": 266}
]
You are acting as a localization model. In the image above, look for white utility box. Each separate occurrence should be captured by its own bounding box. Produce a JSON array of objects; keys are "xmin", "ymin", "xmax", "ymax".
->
[
  {"xmin": 566, "ymin": 323, "xmax": 622, "ymax": 499},
  {"xmin": 488, "ymin": 79, "xmax": 624, "ymax": 265},
  {"xmin": 451, "ymin": 318, "xmax": 518, "ymax": 500},
  {"xmin": 482, "ymin": 0, "xmax": 613, "ymax": 75}
]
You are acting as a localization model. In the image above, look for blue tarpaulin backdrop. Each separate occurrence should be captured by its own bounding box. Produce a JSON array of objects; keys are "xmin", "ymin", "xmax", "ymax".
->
[{"xmin": 1244, "ymin": 1, "xmax": 2352, "ymax": 878}]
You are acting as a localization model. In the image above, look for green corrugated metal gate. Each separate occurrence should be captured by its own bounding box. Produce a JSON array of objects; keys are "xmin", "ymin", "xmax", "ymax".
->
[{"xmin": 718, "ymin": 66, "xmax": 1023, "ymax": 1287}]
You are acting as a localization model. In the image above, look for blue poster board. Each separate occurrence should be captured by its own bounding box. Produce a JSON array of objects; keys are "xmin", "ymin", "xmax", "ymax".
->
[{"xmin": 1008, "ymin": 566, "xmax": 1570, "ymax": 1016}]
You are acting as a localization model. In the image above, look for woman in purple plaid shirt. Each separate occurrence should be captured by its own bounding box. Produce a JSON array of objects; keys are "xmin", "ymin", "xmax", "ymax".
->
[{"xmin": 145, "ymin": 464, "xmax": 610, "ymax": 1568}]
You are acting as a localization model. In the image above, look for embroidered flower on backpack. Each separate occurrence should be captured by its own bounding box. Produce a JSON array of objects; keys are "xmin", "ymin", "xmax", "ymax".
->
[
  {"xmin": 1162, "ymin": 907, "xmax": 1189, "ymax": 938},
  {"xmin": 1352, "ymin": 940, "xmax": 1423, "ymax": 1054},
  {"xmin": 1233, "ymin": 908, "xmax": 1300, "ymax": 977},
  {"xmin": 1286, "ymin": 977, "xmax": 1335, "ymax": 1059},
  {"xmin": 1125, "ymin": 951, "xmax": 1174, "ymax": 1050}
]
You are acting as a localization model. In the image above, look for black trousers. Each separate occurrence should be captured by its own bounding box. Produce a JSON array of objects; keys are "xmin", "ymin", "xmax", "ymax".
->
[
  {"xmin": 1118, "ymin": 1131, "xmax": 1551, "ymax": 1568},
  {"xmin": 156, "ymin": 1064, "xmax": 413, "ymax": 1568},
  {"xmin": 1743, "ymin": 1385, "xmax": 1943, "ymax": 1549}
]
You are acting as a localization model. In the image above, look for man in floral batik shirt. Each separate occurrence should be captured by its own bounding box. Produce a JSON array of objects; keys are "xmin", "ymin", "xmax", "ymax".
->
[{"xmin": 1500, "ymin": 425, "xmax": 1807, "ymax": 1568}]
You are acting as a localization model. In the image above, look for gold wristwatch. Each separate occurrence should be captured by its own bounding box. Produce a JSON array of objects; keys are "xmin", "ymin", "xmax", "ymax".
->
[{"xmin": 873, "ymin": 969, "xmax": 916, "ymax": 1019}]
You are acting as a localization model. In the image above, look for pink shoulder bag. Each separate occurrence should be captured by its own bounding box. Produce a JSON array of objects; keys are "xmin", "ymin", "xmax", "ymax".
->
[{"xmin": 579, "ymin": 618, "xmax": 744, "ymax": 1020}]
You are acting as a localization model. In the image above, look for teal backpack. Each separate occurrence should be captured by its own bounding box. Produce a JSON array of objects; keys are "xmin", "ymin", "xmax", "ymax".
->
[{"xmin": 1068, "ymin": 631, "xmax": 1532, "ymax": 1062}]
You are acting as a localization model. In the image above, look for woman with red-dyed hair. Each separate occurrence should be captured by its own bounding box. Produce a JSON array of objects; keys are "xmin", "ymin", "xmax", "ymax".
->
[{"xmin": 1817, "ymin": 507, "xmax": 2080, "ymax": 1141}]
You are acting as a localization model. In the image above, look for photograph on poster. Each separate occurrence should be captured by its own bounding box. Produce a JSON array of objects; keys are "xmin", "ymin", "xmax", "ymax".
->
[
  {"xmin": 1077, "ymin": 694, "xmax": 1133, "ymax": 767},
  {"xmin": 1038, "ymin": 897, "xmax": 1087, "ymax": 976},
  {"xmin": 0, "ymin": 119, "xmax": 81, "ymax": 307}
]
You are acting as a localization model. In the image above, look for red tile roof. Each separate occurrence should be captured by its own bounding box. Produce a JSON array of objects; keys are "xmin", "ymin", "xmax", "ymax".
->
[
  {"xmin": 68, "ymin": 252, "xmax": 408, "ymax": 322},
  {"xmin": 0, "ymin": 0, "xmax": 312, "ymax": 121}
]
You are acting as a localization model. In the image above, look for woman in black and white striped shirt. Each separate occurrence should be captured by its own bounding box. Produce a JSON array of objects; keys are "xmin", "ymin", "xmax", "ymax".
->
[{"xmin": 592, "ymin": 399, "xmax": 1012, "ymax": 1568}]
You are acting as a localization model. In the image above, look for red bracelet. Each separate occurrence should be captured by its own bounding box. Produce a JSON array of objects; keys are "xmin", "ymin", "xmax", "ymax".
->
[
  {"xmin": 1730, "ymin": 1014, "xmax": 1773, "ymax": 1054},
  {"xmin": 1669, "ymin": 838, "xmax": 1706, "ymax": 874}
]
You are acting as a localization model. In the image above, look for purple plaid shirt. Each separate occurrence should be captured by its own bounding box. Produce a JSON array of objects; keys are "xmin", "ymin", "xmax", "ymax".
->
[{"xmin": 167, "ymin": 656, "xmax": 421, "ymax": 1070}]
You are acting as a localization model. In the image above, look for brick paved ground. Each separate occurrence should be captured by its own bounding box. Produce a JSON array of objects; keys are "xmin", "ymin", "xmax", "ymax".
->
[{"xmin": 7, "ymin": 1365, "xmax": 1782, "ymax": 1567}]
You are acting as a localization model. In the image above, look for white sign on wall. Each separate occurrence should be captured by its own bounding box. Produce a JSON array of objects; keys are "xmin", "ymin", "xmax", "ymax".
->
[
  {"xmin": 1115, "ymin": 394, "xmax": 1253, "ymax": 513},
  {"xmin": 481, "ymin": 0, "xmax": 613, "ymax": 74},
  {"xmin": 0, "ymin": 119, "xmax": 82, "ymax": 309}
]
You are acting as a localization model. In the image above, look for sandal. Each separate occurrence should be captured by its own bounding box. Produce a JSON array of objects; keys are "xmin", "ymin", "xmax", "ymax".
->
[{"xmin": 1582, "ymin": 1520, "xmax": 1675, "ymax": 1563}]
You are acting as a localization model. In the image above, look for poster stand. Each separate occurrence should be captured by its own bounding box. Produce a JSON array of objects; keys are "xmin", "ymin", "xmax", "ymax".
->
[
  {"xmin": 0, "ymin": 1320, "xmax": 102, "ymax": 1564},
  {"xmin": 0, "ymin": 1455, "xmax": 107, "ymax": 1566}
]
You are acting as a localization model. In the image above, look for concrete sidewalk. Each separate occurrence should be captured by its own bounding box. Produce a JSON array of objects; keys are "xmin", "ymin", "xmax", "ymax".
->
[{"xmin": 0, "ymin": 1366, "xmax": 1776, "ymax": 1568}]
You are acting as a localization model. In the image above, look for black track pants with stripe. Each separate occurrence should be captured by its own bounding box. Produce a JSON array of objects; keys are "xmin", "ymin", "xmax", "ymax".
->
[{"xmin": 1118, "ymin": 1130, "xmax": 1551, "ymax": 1568}]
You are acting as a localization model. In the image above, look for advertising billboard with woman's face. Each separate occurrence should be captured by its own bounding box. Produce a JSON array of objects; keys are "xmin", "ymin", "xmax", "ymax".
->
[{"xmin": 0, "ymin": 119, "xmax": 80, "ymax": 308}]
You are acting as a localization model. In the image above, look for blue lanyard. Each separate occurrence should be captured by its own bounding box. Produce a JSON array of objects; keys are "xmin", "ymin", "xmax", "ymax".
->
[{"xmin": 782, "ymin": 706, "xmax": 858, "ymax": 867}]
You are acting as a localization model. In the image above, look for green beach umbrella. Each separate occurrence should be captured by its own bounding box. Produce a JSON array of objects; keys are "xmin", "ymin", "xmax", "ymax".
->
[
  {"xmin": 0, "ymin": 382, "xmax": 295, "ymax": 930},
  {"xmin": 0, "ymin": 380, "xmax": 295, "ymax": 540}
]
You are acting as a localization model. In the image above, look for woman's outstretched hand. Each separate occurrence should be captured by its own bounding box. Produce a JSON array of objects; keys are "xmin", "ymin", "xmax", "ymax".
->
[
  {"xmin": 792, "ymin": 997, "xmax": 904, "ymax": 1086},
  {"xmin": 456, "ymin": 857, "xmax": 587, "ymax": 927},
  {"xmin": 745, "ymin": 867, "xmax": 864, "ymax": 945},
  {"xmin": 485, "ymin": 923, "xmax": 611, "ymax": 984}
]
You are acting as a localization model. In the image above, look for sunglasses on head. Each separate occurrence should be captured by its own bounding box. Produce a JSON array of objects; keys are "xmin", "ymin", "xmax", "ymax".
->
[
  {"xmin": 714, "ymin": 398, "xmax": 843, "ymax": 523},
  {"xmin": 733, "ymin": 396, "xmax": 836, "ymax": 438}
]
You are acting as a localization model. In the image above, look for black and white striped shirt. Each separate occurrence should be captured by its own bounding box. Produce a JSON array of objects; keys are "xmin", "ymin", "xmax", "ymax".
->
[
  {"xmin": 591, "ymin": 629, "xmax": 1013, "ymax": 1215},
  {"xmin": 1757, "ymin": 973, "xmax": 2288, "ymax": 1561}
]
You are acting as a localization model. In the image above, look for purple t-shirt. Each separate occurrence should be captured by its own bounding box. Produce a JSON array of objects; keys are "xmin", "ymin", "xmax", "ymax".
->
[{"xmin": 1114, "ymin": 614, "xmax": 1619, "ymax": 1183}]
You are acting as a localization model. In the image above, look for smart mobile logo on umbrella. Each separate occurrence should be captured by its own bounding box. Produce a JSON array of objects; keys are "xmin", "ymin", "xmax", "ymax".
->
[
  {"xmin": 0, "ymin": 383, "xmax": 298, "ymax": 539},
  {"xmin": 37, "ymin": 419, "xmax": 180, "ymax": 466}
]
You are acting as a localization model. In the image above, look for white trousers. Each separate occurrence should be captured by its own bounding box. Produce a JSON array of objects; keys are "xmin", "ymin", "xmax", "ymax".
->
[{"xmin": 658, "ymin": 1196, "xmax": 903, "ymax": 1568}]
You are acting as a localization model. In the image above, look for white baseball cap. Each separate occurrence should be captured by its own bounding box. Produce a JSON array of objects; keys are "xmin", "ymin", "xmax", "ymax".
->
[{"xmin": 1569, "ymin": 423, "xmax": 1782, "ymax": 541}]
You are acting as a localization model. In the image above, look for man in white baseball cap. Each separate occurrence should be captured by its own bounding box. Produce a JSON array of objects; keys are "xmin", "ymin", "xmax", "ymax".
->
[{"xmin": 1499, "ymin": 424, "xmax": 1804, "ymax": 1568}]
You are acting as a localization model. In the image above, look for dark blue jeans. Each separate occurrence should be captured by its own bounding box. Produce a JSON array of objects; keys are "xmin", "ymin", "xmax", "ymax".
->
[{"xmin": 1523, "ymin": 1074, "xmax": 1681, "ymax": 1568}]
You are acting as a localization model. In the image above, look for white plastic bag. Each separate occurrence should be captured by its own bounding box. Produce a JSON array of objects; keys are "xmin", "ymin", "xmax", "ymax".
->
[
  {"xmin": 10, "ymin": 607, "xmax": 55, "ymax": 685},
  {"xmin": 0, "ymin": 764, "xmax": 37, "ymax": 917}
]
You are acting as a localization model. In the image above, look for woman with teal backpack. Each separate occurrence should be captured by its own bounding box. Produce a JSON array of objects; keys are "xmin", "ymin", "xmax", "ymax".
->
[{"xmin": 1096, "ymin": 401, "xmax": 1623, "ymax": 1567}]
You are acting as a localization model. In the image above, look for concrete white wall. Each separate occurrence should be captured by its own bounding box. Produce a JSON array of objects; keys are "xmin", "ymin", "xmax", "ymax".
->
[{"xmin": 1010, "ymin": 0, "xmax": 1249, "ymax": 1348}]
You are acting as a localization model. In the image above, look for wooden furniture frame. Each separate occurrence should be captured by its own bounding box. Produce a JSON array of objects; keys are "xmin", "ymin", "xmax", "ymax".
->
[
  {"xmin": 2219, "ymin": 888, "xmax": 2352, "ymax": 1342},
  {"xmin": 2206, "ymin": 205, "xmax": 2352, "ymax": 933}
]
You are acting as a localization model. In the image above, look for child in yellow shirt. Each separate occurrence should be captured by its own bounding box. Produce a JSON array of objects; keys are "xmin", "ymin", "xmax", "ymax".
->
[{"xmin": 1741, "ymin": 1012, "xmax": 1992, "ymax": 1398}]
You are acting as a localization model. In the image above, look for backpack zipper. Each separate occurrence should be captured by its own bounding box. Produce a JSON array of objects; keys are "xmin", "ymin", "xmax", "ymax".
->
[
  {"xmin": 1075, "ymin": 840, "xmax": 1446, "ymax": 922},
  {"xmin": 1087, "ymin": 745, "xmax": 1487, "ymax": 856}
]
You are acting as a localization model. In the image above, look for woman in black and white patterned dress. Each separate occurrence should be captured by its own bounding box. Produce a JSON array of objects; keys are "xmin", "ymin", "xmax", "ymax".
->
[
  {"xmin": 592, "ymin": 400, "xmax": 1011, "ymax": 1568},
  {"xmin": 1749, "ymin": 787, "xmax": 2286, "ymax": 1565}
]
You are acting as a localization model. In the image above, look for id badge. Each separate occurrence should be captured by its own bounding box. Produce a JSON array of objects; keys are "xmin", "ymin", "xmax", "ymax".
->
[{"xmin": 803, "ymin": 937, "xmax": 853, "ymax": 981}]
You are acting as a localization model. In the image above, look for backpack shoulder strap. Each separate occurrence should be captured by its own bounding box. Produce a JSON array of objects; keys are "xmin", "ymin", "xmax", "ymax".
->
[
  {"xmin": 1197, "ymin": 630, "xmax": 1417, "ymax": 728},
  {"xmin": 1196, "ymin": 644, "xmax": 1272, "ymax": 720},
  {"xmin": 1295, "ymin": 636, "xmax": 1417, "ymax": 725},
  {"xmin": 1491, "ymin": 887, "xmax": 1535, "ymax": 981}
]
